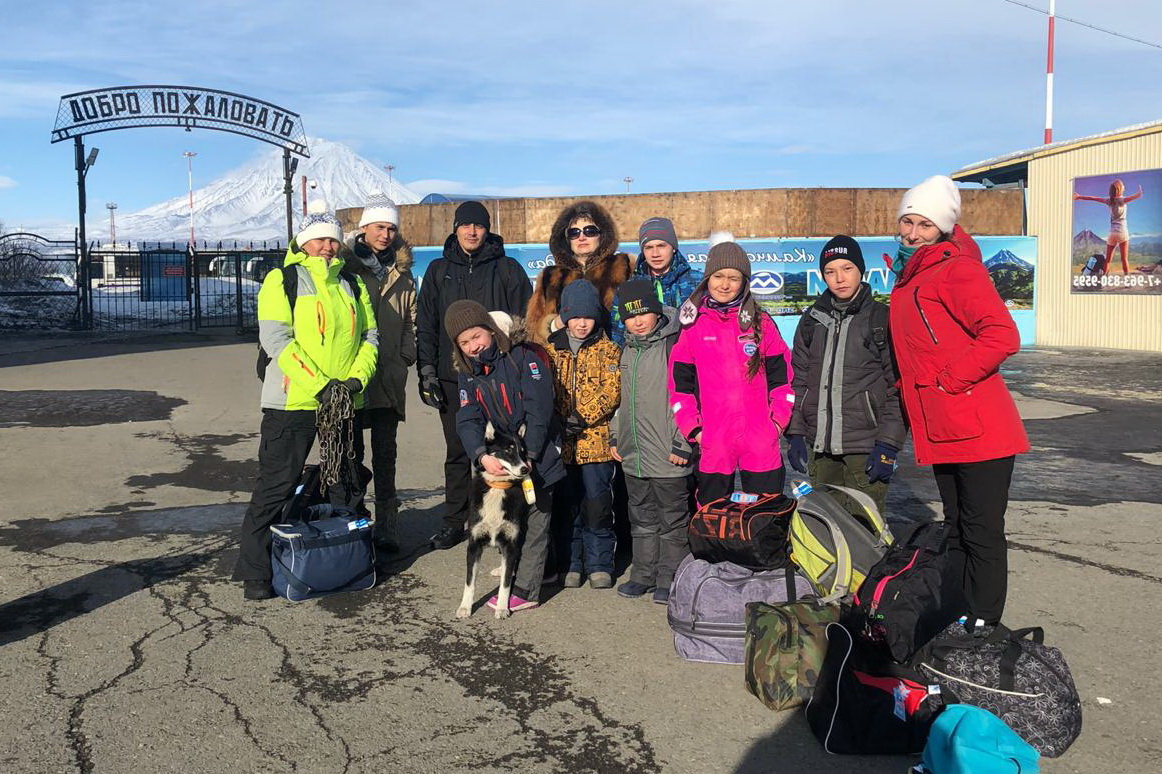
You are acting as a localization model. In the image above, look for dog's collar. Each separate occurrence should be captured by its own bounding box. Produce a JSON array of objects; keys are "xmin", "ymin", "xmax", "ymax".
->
[{"xmin": 485, "ymin": 479, "xmax": 515, "ymax": 490}]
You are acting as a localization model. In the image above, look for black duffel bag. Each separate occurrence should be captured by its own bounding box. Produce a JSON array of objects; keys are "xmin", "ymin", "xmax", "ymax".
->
[{"xmin": 688, "ymin": 492, "xmax": 795, "ymax": 571}]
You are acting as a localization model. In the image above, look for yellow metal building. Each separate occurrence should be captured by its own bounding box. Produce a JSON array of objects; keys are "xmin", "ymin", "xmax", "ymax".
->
[{"xmin": 954, "ymin": 121, "xmax": 1162, "ymax": 352}]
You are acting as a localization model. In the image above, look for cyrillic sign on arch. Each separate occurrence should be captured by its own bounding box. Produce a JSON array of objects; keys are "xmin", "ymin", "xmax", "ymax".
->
[{"xmin": 52, "ymin": 85, "xmax": 308, "ymax": 155}]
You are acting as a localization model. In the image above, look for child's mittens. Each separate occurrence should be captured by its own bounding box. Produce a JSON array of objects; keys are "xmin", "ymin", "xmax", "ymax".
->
[
  {"xmin": 786, "ymin": 435, "xmax": 809, "ymax": 473},
  {"xmin": 865, "ymin": 441, "xmax": 899, "ymax": 483}
]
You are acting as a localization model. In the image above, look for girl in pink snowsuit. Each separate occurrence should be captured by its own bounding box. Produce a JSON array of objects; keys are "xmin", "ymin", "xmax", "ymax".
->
[{"xmin": 668, "ymin": 237, "xmax": 795, "ymax": 505}]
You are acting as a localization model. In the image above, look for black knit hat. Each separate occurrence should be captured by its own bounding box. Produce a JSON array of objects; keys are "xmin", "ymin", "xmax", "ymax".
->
[
  {"xmin": 453, "ymin": 200, "xmax": 491, "ymax": 231},
  {"xmin": 618, "ymin": 279, "xmax": 662, "ymax": 319},
  {"xmin": 820, "ymin": 235, "xmax": 865, "ymax": 275},
  {"xmin": 444, "ymin": 299, "xmax": 495, "ymax": 342}
]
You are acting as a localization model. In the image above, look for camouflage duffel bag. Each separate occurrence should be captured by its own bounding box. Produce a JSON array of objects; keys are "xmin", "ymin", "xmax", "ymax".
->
[{"xmin": 743, "ymin": 599, "xmax": 841, "ymax": 711}]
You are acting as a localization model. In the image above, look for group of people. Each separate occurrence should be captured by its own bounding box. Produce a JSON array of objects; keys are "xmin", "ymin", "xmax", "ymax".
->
[{"xmin": 232, "ymin": 174, "xmax": 1029, "ymax": 633}]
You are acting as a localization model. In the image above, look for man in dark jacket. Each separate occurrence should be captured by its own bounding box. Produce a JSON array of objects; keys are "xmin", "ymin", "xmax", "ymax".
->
[
  {"xmin": 415, "ymin": 201, "xmax": 533, "ymax": 549},
  {"xmin": 343, "ymin": 192, "xmax": 416, "ymax": 552},
  {"xmin": 786, "ymin": 235, "xmax": 905, "ymax": 514}
]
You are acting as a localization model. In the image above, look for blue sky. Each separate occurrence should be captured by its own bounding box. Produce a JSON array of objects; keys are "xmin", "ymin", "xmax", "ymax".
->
[{"xmin": 2, "ymin": 0, "xmax": 1161, "ymax": 231}]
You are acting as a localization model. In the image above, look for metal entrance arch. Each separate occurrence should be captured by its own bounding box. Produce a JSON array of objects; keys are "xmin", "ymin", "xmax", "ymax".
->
[{"xmin": 51, "ymin": 85, "xmax": 309, "ymax": 329}]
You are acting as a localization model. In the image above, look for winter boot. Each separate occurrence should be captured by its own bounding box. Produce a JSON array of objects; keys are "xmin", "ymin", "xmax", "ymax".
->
[{"xmin": 373, "ymin": 497, "xmax": 401, "ymax": 552}]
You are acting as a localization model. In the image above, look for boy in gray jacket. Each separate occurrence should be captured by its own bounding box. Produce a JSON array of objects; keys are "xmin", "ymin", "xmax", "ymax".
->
[
  {"xmin": 609, "ymin": 280, "xmax": 693, "ymax": 604},
  {"xmin": 786, "ymin": 235, "xmax": 905, "ymax": 514}
]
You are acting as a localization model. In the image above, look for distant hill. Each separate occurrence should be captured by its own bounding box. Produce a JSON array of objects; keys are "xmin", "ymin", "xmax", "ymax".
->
[{"xmin": 1072, "ymin": 229, "xmax": 1106, "ymax": 256}]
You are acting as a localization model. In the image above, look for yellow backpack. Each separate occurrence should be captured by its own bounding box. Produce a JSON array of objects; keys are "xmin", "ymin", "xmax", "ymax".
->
[{"xmin": 788, "ymin": 479, "xmax": 894, "ymax": 604}]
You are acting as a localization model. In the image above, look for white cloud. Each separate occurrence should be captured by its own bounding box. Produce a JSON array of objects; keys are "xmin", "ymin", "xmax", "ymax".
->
[{"xmin": 0, "ymin": 175, "xmax": 16, "ymax": 189}]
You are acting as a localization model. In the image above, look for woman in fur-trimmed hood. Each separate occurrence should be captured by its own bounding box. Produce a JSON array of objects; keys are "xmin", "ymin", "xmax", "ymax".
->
[{"xmin": 526, "ymin": 200, "xmax": 632, "ymax": 346}]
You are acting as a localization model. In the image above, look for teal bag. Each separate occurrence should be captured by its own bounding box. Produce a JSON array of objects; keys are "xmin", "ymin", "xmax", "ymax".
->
[{"xmin": 917, "ymin": 704, "xmax": 1040, "ymax": 774}]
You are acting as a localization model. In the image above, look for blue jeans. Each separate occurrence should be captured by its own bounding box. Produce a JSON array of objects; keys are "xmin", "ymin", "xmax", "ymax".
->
[{"xmin": 558, "ymin": 461, "xmax": 616, "ymax": 574}]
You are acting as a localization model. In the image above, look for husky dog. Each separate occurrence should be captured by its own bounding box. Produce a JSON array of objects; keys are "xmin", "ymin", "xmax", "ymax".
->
[{"xmin": 456, "ymin": 423, "xmax": 531, "ymax": 619}]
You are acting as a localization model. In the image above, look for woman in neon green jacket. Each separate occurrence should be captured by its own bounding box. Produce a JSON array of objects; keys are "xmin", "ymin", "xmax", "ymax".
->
[{"xmin": 233, "ymin": 202, "xmax": 378, "ymax": 600}]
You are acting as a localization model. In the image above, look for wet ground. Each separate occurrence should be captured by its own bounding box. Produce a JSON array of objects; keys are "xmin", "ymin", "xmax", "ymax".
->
[{"xmin": 0, "ymin": 333, "xmax": 1158, "ymax": 773}]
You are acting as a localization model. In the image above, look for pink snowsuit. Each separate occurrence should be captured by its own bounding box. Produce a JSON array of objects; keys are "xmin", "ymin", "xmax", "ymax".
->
[{"xmin": 668, "ymin": 302, "xmax": 795, "ymax": 493}]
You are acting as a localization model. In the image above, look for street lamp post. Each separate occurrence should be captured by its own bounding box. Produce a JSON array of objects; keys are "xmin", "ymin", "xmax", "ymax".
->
[
  {"xmin": 106, "ymin": 202, "xmax": 117, "ymax": 245},
  {"xmin": 384, "ymin": 164, "xmax": 395, "ymax": 195},
  {"xmin": 182, "ymin": 151, "xmax": 197, "ymax": 247},
  {"xmin": 623, "ymin": 176, "xmax": 634, "ymax": 194}
]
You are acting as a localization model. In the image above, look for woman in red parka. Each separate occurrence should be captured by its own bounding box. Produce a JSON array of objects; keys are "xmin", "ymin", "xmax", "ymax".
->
[{"xmin": 889, "ymin": 174, "xmax": 1029, "ymax": 627}]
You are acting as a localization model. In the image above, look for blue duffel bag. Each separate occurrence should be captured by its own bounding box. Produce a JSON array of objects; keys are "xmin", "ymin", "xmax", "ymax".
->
[{"xmin": 270, "ymin": 505, "xmax": 376, "ymax": 601}]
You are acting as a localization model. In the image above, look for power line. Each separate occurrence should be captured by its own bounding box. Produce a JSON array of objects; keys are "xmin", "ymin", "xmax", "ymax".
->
[{"xmin": 1000, "ymin": 0, "xmax": 1162, "ymax": 51}]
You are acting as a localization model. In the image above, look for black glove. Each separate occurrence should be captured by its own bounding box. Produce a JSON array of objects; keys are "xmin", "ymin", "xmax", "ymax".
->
[
  {"xmin": 342, "ymin": 378, "xmax": 363, "ymax": 394},
  {"xmin": 563, "ymin": 412, "xmax": 587, "ymax": 440},
  {"xmin": 316, "ymin": 378, "xmax": 343, "ymax": 405},
  {"xmin": 865, "ymin": 441, "xmax": 899, "ymax": 483},
  {"xmin": 786, "ymin": 435, "xmax": 809, "ymax": 473},
  {"xmin": 417, "ymin": 367, "xmax": 446, "ymax": 411}
]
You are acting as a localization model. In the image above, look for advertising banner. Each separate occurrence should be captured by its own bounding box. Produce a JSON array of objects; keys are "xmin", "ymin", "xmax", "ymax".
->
[
  {"xmin": 413, "ymin": 235, "xmax": 1037, "ymax": 345},
  {"xmin": 1071, "ymin": 168, "xmax": 1162, "ymax": 294}
]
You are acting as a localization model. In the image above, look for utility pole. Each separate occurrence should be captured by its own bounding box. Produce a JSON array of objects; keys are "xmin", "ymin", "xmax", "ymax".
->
[
  {"xmin": 623, "ymin": 176, "xmax": 633, "ymax": 193},
  {"xmin": 106, "ymin": 202, "xmax": 117, "ymax": 245},
  {"xmin": 182, "ymin": 151, "xmax": 197, "ymax": 246},
  {"xmin": 1044, "ymin": 0, "xmax": 1056, "ymax": 144},
  {"xmin": 385, "ymin": 164, "xmax": 395, "ymax": 195}
]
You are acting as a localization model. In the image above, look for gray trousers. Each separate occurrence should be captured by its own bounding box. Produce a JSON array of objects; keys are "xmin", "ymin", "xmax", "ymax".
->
[
  {"xmin": 624, "ymin": 474, "xmax": 692, "ymax": 588},
  {"xmin": 513, "ymin": 483, "xmax": 554, "ymax": 603}
]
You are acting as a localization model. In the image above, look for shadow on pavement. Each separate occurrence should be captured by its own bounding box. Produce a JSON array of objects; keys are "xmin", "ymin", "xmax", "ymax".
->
[
  {"xmin": 733, "ymin": 712, "xmax": 917, "ymax": 773},
  {"xmin": 0, "ymin": 330, "xmax": 252, "ymax": 369},
  {"xmin": 0, "ymin": 551, "xmax": 217, "ymax": 648}
]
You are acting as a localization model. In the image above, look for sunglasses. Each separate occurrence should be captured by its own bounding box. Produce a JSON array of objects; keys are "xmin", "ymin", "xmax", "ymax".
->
[{"xmin": 567, "ymin": 225, "xmax": 602, "ymax": 239}]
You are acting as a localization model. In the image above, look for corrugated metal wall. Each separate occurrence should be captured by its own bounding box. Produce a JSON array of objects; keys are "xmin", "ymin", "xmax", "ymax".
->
[{"xmin": 1029, "ymin": 133, "xmax": 1162, "ymax": 351}]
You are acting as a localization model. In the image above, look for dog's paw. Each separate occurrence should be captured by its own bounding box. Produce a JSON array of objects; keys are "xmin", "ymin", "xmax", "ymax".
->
[
  {"xmin": 455, "ymin": 606, "xmax": 471, "ymax": 619},
  {"xmin": 493, "ymin": 607, "xmax": 511, "ymax": 619}
]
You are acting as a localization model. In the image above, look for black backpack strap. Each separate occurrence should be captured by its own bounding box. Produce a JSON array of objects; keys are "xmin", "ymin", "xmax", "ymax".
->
[
  {"xmin": 282, "ymin": 264, "xmax": 300, "ymax": 310},
  {"xmin": 869, "ymin": 302, "xmax": 889, "ymax": 350},
  {"xmin": 338, "ymin": 269, "xmax": 362, "ymax": 302},
  {"xmin": 784, "ymin": 567, "xmax": 798, "ymax": 602}
]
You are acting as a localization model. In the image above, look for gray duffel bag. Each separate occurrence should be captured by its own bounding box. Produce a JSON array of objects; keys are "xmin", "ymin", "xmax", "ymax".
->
[{"xmin": 668, "ymin": 553, "xmax": 815, "ymax": 664}]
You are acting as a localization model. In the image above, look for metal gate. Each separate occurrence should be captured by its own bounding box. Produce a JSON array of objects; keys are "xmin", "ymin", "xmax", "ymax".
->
[
  {"xmin": 0, "ymin": 232, "xmax": 81, "ymax": 329},
  {"xmin": 190, "ymin": 248, "xmax": 284, "ymax": 331}
]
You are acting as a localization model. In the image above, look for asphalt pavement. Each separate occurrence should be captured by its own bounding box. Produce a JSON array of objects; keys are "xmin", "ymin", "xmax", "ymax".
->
[{"xmin": 0, "ymin": 332, "xmax": 1158, "ymax": 773}]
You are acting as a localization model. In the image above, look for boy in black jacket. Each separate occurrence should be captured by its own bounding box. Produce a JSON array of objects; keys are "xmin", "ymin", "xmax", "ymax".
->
[
  {"xmin": 786, "ymin": 235, "xmax": 905, "ymax": 513},
  {"xmin": 446, "ymin": 300, "xmax": 564, "ymax": 612}
]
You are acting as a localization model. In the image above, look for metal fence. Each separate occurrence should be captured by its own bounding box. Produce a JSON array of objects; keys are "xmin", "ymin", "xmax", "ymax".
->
[
  {"xmin": 1, "ymin": 233, "xmax": 285, "ymax": 333},
  {"xmin": 0, "ymin": 232, "xmax": 81, "ymax": 329}
]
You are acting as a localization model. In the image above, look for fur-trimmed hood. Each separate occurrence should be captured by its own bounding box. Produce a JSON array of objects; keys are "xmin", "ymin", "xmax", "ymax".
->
[
  {"xmin": 547, "ymin": 200, "xmax": 621, "ymax": 270},
  {"xmin": 451, "ymin": 313, "xmax": 529, "ymax": 375},
  {"xmin": 343, "ymin": 232, "xmax": 414, "ymax": 273}
]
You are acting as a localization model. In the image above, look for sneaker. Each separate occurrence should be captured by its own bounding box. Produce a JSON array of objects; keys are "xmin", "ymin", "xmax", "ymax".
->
[
  {"xmin": 589, "ymin": 571, "xmax": 613, "ymax": 590},
  {"xmin": 429, "ymin": 525, "xmax": 465, "ymax": 550},
  {"xmin": 564, "ymin": 571, "xmax": 583, "ymax": 588},
  {"xmin": 485, "ymin": 593, "xmax": 539, "ymax": 613},
  {"xmin": 243, "ymin": 580, "xmax": 275, "ymax": 601},
  {"xmin": 652, "ymin": 588, "xmax": 670, "ymax": 605},
  {"xmin": 617, "ymin": 581, "xmax": 655, "ymax": 599}
]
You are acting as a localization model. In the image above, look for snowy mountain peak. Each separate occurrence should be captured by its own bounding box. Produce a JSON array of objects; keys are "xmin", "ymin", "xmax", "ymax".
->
[
  {"xmin": 116, "ymin": 138, "xmax": 420, "ymax": 244},
  {"xmin": 984, "ymin": 249, "xmax": 1034, "ymax": 272}
]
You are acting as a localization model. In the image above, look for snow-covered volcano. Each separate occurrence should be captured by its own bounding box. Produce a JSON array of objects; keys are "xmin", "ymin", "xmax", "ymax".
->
[{"xmin": 115, "ymin": 138, "xmax": 420, "ymax": 244}]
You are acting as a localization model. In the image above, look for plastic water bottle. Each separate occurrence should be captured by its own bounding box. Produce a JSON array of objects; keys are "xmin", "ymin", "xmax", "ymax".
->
[{"xmin": 522, "ymin": 477, "xmax": 536, "ymax": 505}]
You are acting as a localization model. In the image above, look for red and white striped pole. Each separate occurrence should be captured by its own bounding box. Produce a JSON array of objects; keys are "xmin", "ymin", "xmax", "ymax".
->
[{"xmin": 1044, "ymin": 0, "xmax": 1056, "ymax": 145}]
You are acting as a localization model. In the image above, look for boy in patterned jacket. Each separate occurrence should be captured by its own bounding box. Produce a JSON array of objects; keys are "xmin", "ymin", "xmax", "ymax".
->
[{"xmin": 546, "ymin": 280, "xmax": 622, "ymax": 590}]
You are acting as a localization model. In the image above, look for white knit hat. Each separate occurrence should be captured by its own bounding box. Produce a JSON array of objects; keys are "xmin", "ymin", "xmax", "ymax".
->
[
  {"xmin": 358, "ymin": 190, "xmax": 400, "ymax": 228},
  {"xmin": 296, "ymin": 200, "xmax": 343, "ymax": 246},
  {"xmin": 897, "ymin": 175, "xmax": 962, "ymax": 234}
]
